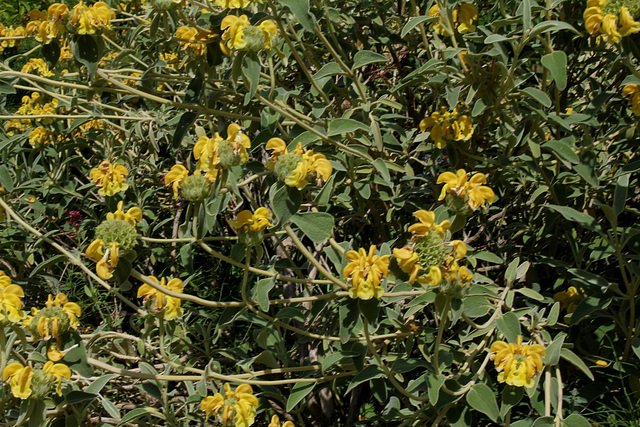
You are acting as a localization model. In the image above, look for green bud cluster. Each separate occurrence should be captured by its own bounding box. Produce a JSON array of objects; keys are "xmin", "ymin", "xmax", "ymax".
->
[
  {"xmin": 180, "ymin": 174, "xmax": 212, "ymax": 202},
  {"xmin": 151, "ymin": 0, "xmax": 176, "ymax": 10},
  {"xmin": 238, "ymin": 229, "xmax": 266, "ymax": 247},
  {"xmin": 29, "ymin": 306, "xmax": 70, "ymax": 339},
  {"xmin": 31, "ymin": 369, "xmax": 55, "ymax": 399},
  {"xmin": 274, "ymin": 153, "xmax": 303, "ymax": 182},
  {"xmin": 413, "ymin": 233, "xmax": 448, "ymax": 270},
  {"xmin": 95, "ymin": 219, "xmax": 137, "ymax": 250},
  {"xmin": 440, "ymin": 277, "xmax": 471, "ymax": 299},
  {"xmin": 242, "ymin": 26, "xmax": 266, "ymax": 52},
  {"xmin": 445, "ymin": 193, "xmax": 472, "ymax": 217},
  {"xmin": 603, "ymin": 0, "xmax": 640, "ymax": 17},
  {"xmin": 217, "ymin": 140, "xmax": 242, "ymax": 169}
]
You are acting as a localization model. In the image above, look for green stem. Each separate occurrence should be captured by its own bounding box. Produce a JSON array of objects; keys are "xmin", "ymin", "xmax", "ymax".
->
[{"xmin": 433, "ymin": 297, "xmax": 451, "ymax": 375}]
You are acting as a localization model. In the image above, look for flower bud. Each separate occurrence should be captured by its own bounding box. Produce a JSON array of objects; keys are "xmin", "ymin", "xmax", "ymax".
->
[
  {"xmin": 444, "ymin": 193, "xmax": 473, "ymax": 217},
  {"xmin": 217, "ymin": 140, "xmax": 242, "ymax": 169},
  {"xmin": 241, "ymin": 25, "xmax": 266, "ymax": 52},
  {"xmin": 95, "ymin": 219, "xmax": 137, "ymax": 250},
  {"xmin": 413, "ymin": 233, "xmax": 448, "ymax": 270},
  {"xmin": 30, "ymin": 369, "xmax": 55, "ymax": 399},
  {"xmin": 274, "ymin": 153, "xmax": 303, "ymax": 182},
  {"xmin": 180, "ymin": 174, "xmax": 212, "ymax": 202},
  {"xmin": 152, "ymin": 0, "xmax": 176, "ymax": 11}
]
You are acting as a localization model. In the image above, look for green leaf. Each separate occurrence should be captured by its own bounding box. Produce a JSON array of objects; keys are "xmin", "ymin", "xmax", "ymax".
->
[
  {"xmin": 42, "ymin": 39, "xmax": 60, "ymax": 68},
  {"xmin": 547, "ymin": 302, "xmax": 560, "ymax": 327},
  {"xmin": 427, "ymin": 373, "xmax": 445, "ymax": 403},
  {"xmin": 286, "ymin": 382, "xmax": 315, "ymax": 412},
  {"xmin": 0, "ymin": 78, "xmax": 16, "ymax": 94},
  {"xmin": 521, "ymin": 87, "xmax": 551, "ymax": 108},
  {"xmin": 119, "ymin": 408, "xmax": 163, "ymax": 425},
  {"xmin": 85, "ymin": 374, "xmax": 116, "ymax": 395},
  {"xmin": 466, "ymin": 383, "xmax": 500, "ymax": 423},
  {"xmin": 184, "ymin": 75, "xmax": 204, "ymax": 104},
  {"xmin": 280, "ymin": 0, "xmax": 313, "ymax": 31},
  {"xmin": 500, "ymin": 386, "xmax": 524, "ymax": 418},
  {"xmin": 346, "ymin": 365, "xmax": 384, "ymax": 394},
  {"xmin": 541, "ymin": 51, "xmax": 567, "ymax": 90},
  {"xmin": 243, "ymin": 52, "xmax": 261, "ymax": 101},
  {"xmin": 531, "ymin": 417, "xmax": 556, "ymax": 427},
  {"xmin": 269, "ymin": 182, "xmax": 302, "ymax": 225},
  {"xmin": 462, "ymin": 296, "xmax": 492, "ymax": 318},
  {"xmin": 546, "ymin": 204, "xmax": 599, "ymax": 231},
  {"xmin": 528, "ymin": 21, "xmax": 579, "ymax": 39},
  {"xmin": 256, "ymin": 277, "xmax": 276, "ymax": 311},
  {"xmin": 517, "ymin": 288, "xmax": 544, "ymax": 301},
  {"xmin": 543, "ymin": 140, "xmax": 579, "ymax": 164},
  {"xmin": 353, "ymin": 50, "xmax": 388, "ymax": 69},
  {"xmin": 400, "ymin": 15, "xmax": 437, "ymax": 37},
  {"xmin": 328, "ymin": 118, "xmax": 371, "ymax": 136},
  {"xmin": 473, "ymin": 251, "xmax": 503, "ymax": 264},
  {"xmin": 290, "ymin": 212, "xmax": 334, "ymax": 243},
  {"xmin": 71, "ymin": 34, "xmax": 103, "ymax": 79},
  {"xmin": 313, "ymin": 62, "xmax": 344, "ymax": 80},
  {"xmin": 520, "ymin": 0, "xmax": 531, "ymax": 31},
  {"xmin": 101, "ymin": 396, "xmax": 121, "ymax": 419},
  {"xmin": 30, "ymin": 254, "xmax": 68, "ymax": 277},
  {"xmin": 544, "ymin": 333, "xmax": 565, "ymax": 366},
  {"xmin": 172, "ymin": 111, "xmax": 198, "ymax": 150},
  {"xmin": 614, "ymin": 173, "xmax": 630, "ymax": 216},
  {"xmin": 563, "ymin": 414, "xmax": 592, "ymax": 427},
  {"xmin": 560, "ymin": 348, "xmax": 594, "ymax": 380},
  {"xmin": 0, "ymin": 165, "xmax": 14, "ymax": 192},
  {"xmin": 504, "ymin": 257, "xmax": 520, "ymax": 285},
  {"xmin": 632, "ymin": 338, "xmax": 640, "ymax": 361},
  {"xmin": 64, "ymin": 390, "xmax": 97, "ymax": 405},
  {"xmin": 496, "ymin": 312, "xmax": 521, "ymax": 344},
  {"xmin": 484, "ymin": 34, "xmax": 518, "ymax": 43}
]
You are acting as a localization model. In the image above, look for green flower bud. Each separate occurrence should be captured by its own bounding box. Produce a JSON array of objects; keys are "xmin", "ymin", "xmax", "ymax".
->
[
  {"xmin": 413, "ymin": 233, "xmax": 448, "ymax": 270},
  {"xmin": 440, "ymin": 277, "xmax": 471, "ymax": 299},
  {"xmin": 95, "ymin": 219, "xmax": 137, "ymax": 250},
  {"xmin": 444, "ymin": 193, "xmax": 473, "ymax": 217},
  {"xmin": 217, "ymin": 140, "xmax": 242, "ymax": 169},
  {"xmin": 31, "ymin": 369, "xmax": 55, "ymax": 399},
  {"xmin": 274, "ymin": 153, "xmax": 303, "ymax": 182},
  {"xmin": 180, "ymin": 174, "xmax": 212, "ymax": 202},
  {"xmin": 603, "ymin": 0, "xmax": 640, "ymax": 16},
  {"xmin": 237, "ymin": 229, "xmax": 265, "ymax": 247},
  {"xmin": 242, "ymin": 26, "xmax": 266, "ymax": 52},
  {"xmin": 151, "ymin": 0, "xmax": 176, "ymax": 11}
]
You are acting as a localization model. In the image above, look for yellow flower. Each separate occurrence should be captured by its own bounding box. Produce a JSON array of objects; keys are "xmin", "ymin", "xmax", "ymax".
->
[
  {"xmin": 0, "ymin": 272, "xmax": 25, "ymax": 323},
  {"xmin": 214, "ymin": 0, "xmax": 254, "ymax": 9},
  {"xmin": 86, "ymin": 239, "xmax": 120, "ymax": 280},
  {"xmin": 45, "ymin": 293, "xmax": 82, "ymax": 329},
  {"xmin": 584, "ymin": 0, "xmax": 640, "ymax": 42},
  {"xmin": 269, "ymin": 415, "xmax": 295, "ymax": 427},
  {"xmin": 257, "ymin": 20, "xmax": 278, "ymax": 49},
  {"xmin": 107, "ymin": 201, "xmax": 142, "ymax": 225},
  {"xmin": 490, "ymin": 335, "xmax": 546, "ymax": 388},
  {"xmin": 343, "ymin": 245, "xmax": 390, "ymax": 300},
  {"xmin": 137, "ymin": 276, "xmax": 184, "ymax": 320},
  {"xmin": 427, "ymin": 3, "xmax": 478, "ymax": 35},
  {"xmin": 267, "ymin": 140, "xmax": 332, "ymax": 190},
  {"xmin": 221, "ymin": 14, "xmax": 251, "ymax": 52},
  {"xmin": 164, "ymin": 164, "xmax": 190, "ymax": 198},
  {"xmin": 553, "ymin": 286, "xmax": 584, "ymax": 313},
  {"xmin": 175, "ymin": 26, "xmax": 213, "ymax": 55},
  {"xmin": 42, "ymin": 361, "xmax": 71, "ymax": 396},
  {"xmin": 419, "ymin": 106, "xmax": 473, "ymax": 148},
  {"xmin": 3, "ymin": 363, "xmax": 34, "ymax": 399},
  {"xmin": 623, "ymin": 83, "xmax": 640, "ymax": 115},
  {"xmin": 21, "ymin": 58, "xmax": 54, "ymax": 77},
  {"xmin": 71, "ymin": 1, "xmax": 115, "ymax": 35},
  {"xmin": 29, "ymin": 126, "xmax": 59, "ymax": 146},
  {"xmin": 407, "ymin": 210, "xmax": 450, "ymax": 237},
  {"xmin": 201, "ymin": 383, "xmax": 259, "ymax": 426},
  {"xmin": 437, "ymin": 169, "xmax": 495, "ymax": 210},
  {"xmin": 89, "ymin": 160, "xmax": 129, "ymax": 197},
  {"xmin": 26, "ymin": 3, "xmax": 68, "ymax": 43},
  {"xmin": 230, "ymin": 207, "xmax": 274, "ymax": 231},
  {"xmin": 0, "ymin": 25, "xmax": 27, "ymax": 52}
]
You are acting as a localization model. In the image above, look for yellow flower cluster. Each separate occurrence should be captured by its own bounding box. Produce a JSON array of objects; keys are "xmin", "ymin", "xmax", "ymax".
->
[
  {"xmin": 70, "ymin": 1, "xmax": 116, "ymax": 35},
  {"xmin": 623, "ymin": 83, "xmax": 640, "ymax": 115},
  {"xmin": 5, "ymin": 92, "xmax": 58, "ymax": 135},
  {"xmin": 343, "ymin": 245, "xmax": 390, "ymax": 300},
  {"xmin": 490, "ymin": 335, "xmax": 546, "ymax": 388},
  {"xmin": 28, "ymin": 126, "xmax": 61, "ymax": 146},
  {"xmin": 2, "ymin": 361, "xmax": 71, "ymax": 399},
  {"xmin": 201, "ymin": 383, "xmax": 259, "ymax": 426},
  {"xmin": 0, "ymin": 271, "xmax": 25, "ymax": 323},
  {"xmin": 419, "ymin": 106, "xmax": 473, "ymax": 148},
  {"xmin": 584, "ymin": 0, "xmax": 640, "ymax": 43},
  {"xmin": 230, "ymin": 207, "xmax": 274, "ymax": 232},
  {"xmin": 266, "ymin": 139, "xmax": 333, "ymax": 190},
  {"xmin": 0, "ymin": 24, "xmax": 26, "ymax": 52},
  {"xmin": 194, "ymin": 124, "xmax": 251, "ymax": 171},
  {"xmin": 175, "ymin": 26, "xmax": 214, "ymax": 56},
  {"xmin": 269, "ymin": 415, "xmax": 295, "ymax": 427},
  {"xmin": 553, "ymin": 286, "xmax": 584, "ymax": 314},
  {"xmin": 137, "ymin": 276, "xmax": 184, "ymax": 320},
  {"xmin": 26, "ymin": 3, "xmax": 69, "ymax": 43},
  {"xmin": 393, "ymin": 210, "xmax": 470, "ymax": 289},
  {"xmin": 220, "ymin": 15, "xmax": 277, "ymax": 54},
  {"xmin": 86, "ymin": 201, "xmax": 141, "ymax": 280},
  {"xmin": 437, "ymin": 169, "xmax": 495, "ymax": 211},
  {"xmin": 428, "ymin": 3, "xmax": 478, "ymax": 35},
  {"xmin": 89, "ymin": 160, "xmax": 129, "ymax": 197},
  {"xmin": 21, "ymin": 58, "xmax": 54, "ymax": 77},
  {"xmin": 215, "ymin": 0, "xmax": 257, "ymax": 9}
]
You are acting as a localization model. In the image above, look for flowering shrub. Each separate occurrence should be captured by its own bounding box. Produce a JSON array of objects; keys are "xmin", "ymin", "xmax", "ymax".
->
[{"xmin": 0, "ymin": 0, "xmax": 639, "ymax": 425}]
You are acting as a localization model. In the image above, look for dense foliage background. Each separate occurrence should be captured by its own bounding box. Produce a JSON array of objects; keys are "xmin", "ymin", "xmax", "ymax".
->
[{"xmin": 1, "ymin": 0, "xmax": 640, "ymax": 425}]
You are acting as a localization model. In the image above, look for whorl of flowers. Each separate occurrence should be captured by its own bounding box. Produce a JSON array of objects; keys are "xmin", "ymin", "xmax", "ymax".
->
[
  {"xmin": 393, "ymin": 210, "xmax": 469, "ymax": 291},
  {"xmin": 26, "ymin": 3, "xmax": 69, "ymax": 43},
  {"xmin": 266, "ymin": 138, "xmax": 332, "ymax": 190},
  {"xmin": 343, "ymin": 245, "xmax": 390, "ymax": 300},
  {"xmin": 220, "ymin": 15, "xmax": 277, "ymax": 54},
  {"xmin": 175, "ymin": 26, "xmax": 214, "ymax": 56},
  {"xmin": 26, "ymin": 293, "xmax": 82, "ymax": 345},
  {"xmin": 201, "ymin": 383, "xmax": 259, "ymax": 425},
  {"xmin": 2, "ymin": 361, "xmax": 71, "ymax": 400},
  {"xmin": 21, "ymin": 58, "xmax": 54, "ymax": 77},
  {"xmin": 28, "ymin": 126, "xmax": 61, "ymax": 146},
  {"xmin": 490, "ymin": 335, "xmax": 546, "ymax": 388},
  {"xmin": 584, "ymin": 0, "xmax": 640, "ymax": 43},
  {"xmin": 89, "ymin": 160, "xmax": 129, "ymax": 197},
  {"xmin": 5, "ymin": 92, "xmax": 58, "ymax": 135},
  {"xmin": 437, "ymin": 169, "xmax": 495, "ymax": 213},
  {"xmin": 419, "ymin": 105, "xmax": 473, "ymax": 148},
  {"xmin": 137, "ymin": 276, "xmax": 185, "ymax": 320},
  {"xmin": 194, "ymin": 124, "xmax": 251, "ymax": 172},
  {"xmin": 70, "ymin": 1, "xmax": 116, "ymax": 35},
  {"xmin": 428, "ymin": 3, "xmax": 478, "ymax": 35},
  {"xmin": 164, "ymin": 166, "xmax": 217, "ymax": 201},
  {"xmin": 0, "ymin": 24, "xmax": 27, "ymax": 52},
  {"xmin": 623, "ymin": 83, "xmax": 640, "ymax": 115},
  {"xmin": 0, "ymin": 271, "xmax": 25, "ymax": 323}
]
